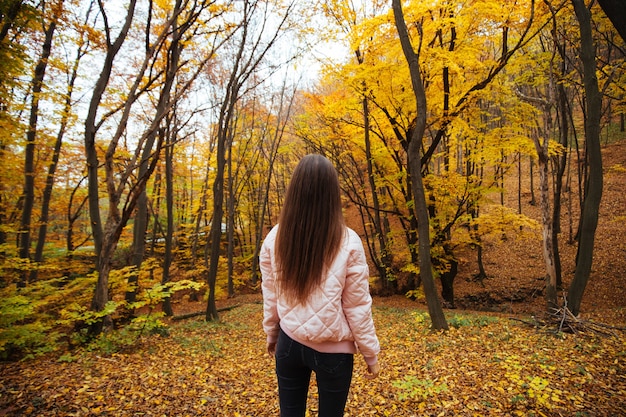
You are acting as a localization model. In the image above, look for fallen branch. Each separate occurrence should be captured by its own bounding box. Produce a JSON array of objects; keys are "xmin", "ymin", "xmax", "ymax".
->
[
  {"xmin": 550, "ymin": 304, "xmax": 620, "ymax": 337},
  {"xmin": 510, "ymin": 294, "xmax": 625, "ymax": 337},
  {"xmin": 508, "ymin": 316, "xmax": 546, "ymax": 328},
  {"xmin": 171, "ymin": 304, "xmax": 241, "ymax": 321}
]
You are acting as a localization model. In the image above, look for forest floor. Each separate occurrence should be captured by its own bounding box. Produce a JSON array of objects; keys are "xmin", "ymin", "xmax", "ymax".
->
[
  {"xmin": 1, "ymin": 141, "xmax": 625, "ymax": 416},
  {"xmin": 0, "ymin": 297, "xmax": 624, "ymax": 416},
  {"xmin": 449, "ymin": 138, "xmax": 626, "ymax": 325}
]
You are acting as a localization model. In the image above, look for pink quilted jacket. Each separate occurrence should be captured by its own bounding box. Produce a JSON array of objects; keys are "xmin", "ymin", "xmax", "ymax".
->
[{"xmin": 260, "ymin": 225, "xmax": 380, "ymax": 365}]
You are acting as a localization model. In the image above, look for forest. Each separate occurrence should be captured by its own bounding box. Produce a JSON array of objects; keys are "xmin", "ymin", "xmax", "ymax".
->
[{"xmin": 1, "ymin": 0, "xmax": 625, "ymax": 415}]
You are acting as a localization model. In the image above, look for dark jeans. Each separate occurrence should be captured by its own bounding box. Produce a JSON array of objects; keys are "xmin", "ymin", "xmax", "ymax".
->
[{"xmin": 275, "ymin": 328, "xmax": 354, "ymax": 417}]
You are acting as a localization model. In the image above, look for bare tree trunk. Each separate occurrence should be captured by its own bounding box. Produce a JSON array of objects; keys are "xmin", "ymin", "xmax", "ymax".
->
[
  {"xmin": 553, "ymin": 84, "xmax": 570, "ymax": 291},
  {"xmin": 226, "ymin": 143, "xmax": 235, "ymax": 298},
  {"xmin": 536, "ymin": 138, "xmax": 558, "ymax": 309},
  {"xmin": 162, "ymin": 124, "xmax": 174, "ymax": 317},
  {"xmin": 392, "ymin": 0, "xmax": 448, "ymax": 330},
  {"xmin": 149, "ymin": 170, "xmax": 163, "ymax": 256},
  {"xmin": 128, "ymin": 1, "xmax": 184, "ymax": 305},
  {"xmin": 249, "ymin": 105, "xmax": 289, "ymax": 285},
  {"xmin": 84, "ymin": 1, "xmax": 138, "ymax": 290},
  {"xmin": 568, "ymin": 0, "xmax": 603, "ymax": 316},
  {"xmin": 529, "ymin": 157, "xmax": 536, "ymax": 205},
  {"xmin": 18, "ymin": 11, "xmax": 58, "ymax": 286},
  {"xmin": 32, "ymin": 3, "xmax": 85, "ymax": 281},
  {"xmin": 212, "ymin": 0, "xmax": 294, "ymax": 300},
  {"xmin": 66, "ymin": 176, "xmax": 88, "ymax": 254}
]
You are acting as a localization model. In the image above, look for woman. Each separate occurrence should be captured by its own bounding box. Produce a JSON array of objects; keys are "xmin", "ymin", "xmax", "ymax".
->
[{"xmin": 260, "ymin": 154, "xmax": 380, "ymax": 417}]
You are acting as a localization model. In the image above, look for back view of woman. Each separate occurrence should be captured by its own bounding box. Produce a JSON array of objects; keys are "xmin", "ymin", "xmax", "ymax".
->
[{"xmin": 260, "ymin": 154, "xmax": 380, "ymax": 417}]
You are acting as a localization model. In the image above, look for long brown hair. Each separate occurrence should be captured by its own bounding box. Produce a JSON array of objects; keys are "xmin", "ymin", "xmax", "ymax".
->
[{"xmin": 275, "ymin": 154, "xmax": 345, "ymax": 304}]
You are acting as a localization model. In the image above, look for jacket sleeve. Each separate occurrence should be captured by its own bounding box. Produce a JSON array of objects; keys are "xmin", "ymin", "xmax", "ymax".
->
[
  {"xmin": 260, "ymin": 229, "xmax": 280, "ymax": 344},
  {"xmin": 342, "ymin": 232, "xmax": 380, "ymax": 365}
]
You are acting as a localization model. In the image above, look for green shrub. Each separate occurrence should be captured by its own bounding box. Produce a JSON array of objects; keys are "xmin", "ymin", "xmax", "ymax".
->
[
  {"xmin": 0, "ymin": 270, "xmax": 202, "ymax": 359},
  {"xmin": 0, "ymin": 278, "xmax": 74, "ymax": 359}
]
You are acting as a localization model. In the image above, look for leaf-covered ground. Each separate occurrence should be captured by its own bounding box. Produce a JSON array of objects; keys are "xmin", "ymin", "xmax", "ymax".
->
[
  {"xmin": 2, "ymin": 138, "xmax": 625, "ymax": 417},
  {"xmin": 1, "ymin": 296, "xmax": 625, "ymax": 417}
]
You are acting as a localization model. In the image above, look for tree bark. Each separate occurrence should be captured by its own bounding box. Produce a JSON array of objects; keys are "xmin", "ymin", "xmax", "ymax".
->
[{"xmin": 568, "ymin": 0, "xmax": 603, "ymax": 316}]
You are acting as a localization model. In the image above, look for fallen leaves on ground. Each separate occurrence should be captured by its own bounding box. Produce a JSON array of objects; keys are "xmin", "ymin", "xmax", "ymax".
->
[{"xmin": 1, "ymin": 298, "xmax": 625, "ymax": 417}]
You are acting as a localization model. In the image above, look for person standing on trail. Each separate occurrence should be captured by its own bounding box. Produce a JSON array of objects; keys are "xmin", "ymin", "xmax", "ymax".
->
[{"xmin": 260, "ymin": 154, "xmax": 381, "ymax": 417}]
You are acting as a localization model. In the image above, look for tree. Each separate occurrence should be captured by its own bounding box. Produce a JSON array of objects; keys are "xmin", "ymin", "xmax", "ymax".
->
[
  {"xmin": 85, "ymin": 0, "xmax": 229, "ymax": 334},
  {"xmin": 18, "ymin": 1, "xmax": 60, "ymax": 287},
  {"xmin": 248, "ymin": 81, "xmax": 298, "ymax": 287},
  {"xmin": 568, "ymin": 0, "xmax": 603, "ymax": 316},
  {"xmin": 0, "ymin": 0, "xmax": 35, "ymax": 247},
  {"xmin": 83, "ymin": 1, "xmax": 138, "ymax": 327},
  {"xmin": 391, "ymin": 0, "xmax": 448, "ymax": 330},
  {"xmin": 205, "ymin": 0, "xmax": 297, "ymax": 321},
  {"xmin": 162, "ymin": 123, "xmax": 174, "ymax": 317},
  {"xmin": 321, "ymin": 0, "xmax": 396, "ymax": 289},
  {"xmin": 127, "ymin": 0, "xmax": 186, "ymax": 307},
  {"xmin": 31, "ymin": 0, "xmax": 91, "ymax": 282}
]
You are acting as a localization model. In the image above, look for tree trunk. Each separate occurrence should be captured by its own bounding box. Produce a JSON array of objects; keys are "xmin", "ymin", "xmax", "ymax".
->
[
  {"xmin": 128, "ymin": 0, "xmax": 184, "ymax": 304},
  {"xmin": 206, "ymin": 62, "xmax": 239, "ymax": 320},
  {"xmin": 529, "ymin": 157, "xmax": 536, "ymax": 205},
  {"xmin": 250, "ymin": 120, "xmax": 284, "ymax": 285},
  {"xmin": 162, "ymin": 124, "xmax": 174, "ymax": 317},
  {"xmin": 206, "ymin": 131, "xmax": 226, "ymax": 321},
  {"xmin": 475, "ymin": 242, "xmax": 487, "ymax": 282},
  {"xmin": 363, "ymin": 94, "xmax": 393, "ymax": 286},
  {"xmin": 552, "ymin": 84, "xmax": 570, "ymax": 290},
  {"xmin": 537, "ymin": 148, "xmax": 558, "ymax": 310},
  {"xmin": 439, "ymin": 244, "xmax": 458, "ymax": 308},
  {"xmin": 84, "ymin": 0, "xmax": 139, "ymax": 334},
  {"xmin": 226, "ymin": 145, "xmax": 235, "ymax": 298},
  {"xmin": 32, "ymin": 3, "xmax": 83, "ymax": 281},
  {"xmin": 128, "ymin": 166, "xmax": 150, "ymax": 303},
  {"xmin": 66, "ymin": 176, "xmax": 88, "ymax": 254},
  {"xmin": 392, "ymin": 0, "xmax": 448, "ymax": 330},
  {"xmin": 549, "ymin": 0, "xmax": 573, "ymax": 292},
  {"xmin": 517, "ymin": 153, "xmax": 522, "ymax": 215},
  {"xmin": 596, "ymin": 0, "xmax": 626, "ymax": 43},
  {"xmin": 355, "ymin": 47, "xmax": 393, "ymax": 288},
  {"xmin": 0, "ymin": 1, "xmax": 24, "ymax": 42},
  {"xmin": 18, "ymin": 15, "xmax": 57, "ymax": 286},
  {"xmin": 149, "ymin": 170, "xmax": 163, "ymax": 256},
  {"xmin": 85, "ymin": 1, "xmax": 138, "ymax": 280},
  {"xmin": 568, "ymin": 0, "xmax": 603, "ymax": 316}
]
